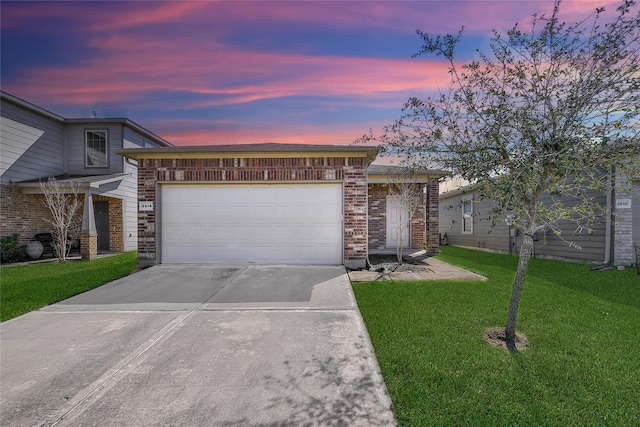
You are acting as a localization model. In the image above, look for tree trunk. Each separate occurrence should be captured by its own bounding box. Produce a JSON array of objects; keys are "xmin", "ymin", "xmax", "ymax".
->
[{"xmin": 505, "ymin": 232, "xmax": 534, "ymax": 351}]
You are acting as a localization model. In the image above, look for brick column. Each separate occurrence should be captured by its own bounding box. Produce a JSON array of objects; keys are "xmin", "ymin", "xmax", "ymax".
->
[
  {"xmin": 613, "ymin": 169, "xmax": 635, "ymax": 266},
  {"xmin": 425, "ymin": 179, "xmax": 440, "ymax": 255},
  {"xmin": 80, "ymin": 234, "xmax": 98, "ymax": 260},
  {"xmin": 80, "ymin": 191, "xmax": 98, "ymax": 260},
  {"xmin": 344, "ymin": 162, "xmax": 368, "ymax": 269}
]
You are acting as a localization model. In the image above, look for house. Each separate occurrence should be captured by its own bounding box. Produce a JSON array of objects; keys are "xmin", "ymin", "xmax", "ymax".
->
[
  {"xmin": 115, "ymin": 146, "xmax": 444, "ymax": 268},
  {"xmin": 2, "ymin": 91, "xmax": 443, "ymax": 267},
  {"xmin": 439, "ymin": 169, "xmax": 640, "ymax": 267},
  {"xmin": 0, "ymin": 91, "xmax": 172, "ymax": 258}
]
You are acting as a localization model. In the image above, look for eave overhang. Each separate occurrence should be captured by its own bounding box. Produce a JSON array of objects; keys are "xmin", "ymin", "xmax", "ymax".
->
[{"xmin": 115, "ymin": 143, "xmax": 379, "ymax": 164}]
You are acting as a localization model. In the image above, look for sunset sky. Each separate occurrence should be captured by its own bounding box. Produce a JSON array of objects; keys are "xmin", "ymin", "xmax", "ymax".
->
[{"xmin": 1, "ymin": 0, "xmax": 620, "ymax": 147}]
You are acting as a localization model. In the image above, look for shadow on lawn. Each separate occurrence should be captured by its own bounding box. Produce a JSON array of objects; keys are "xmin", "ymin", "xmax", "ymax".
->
[{"xmin": 527, "ymin": 265, "xmax": 640, "ymax": 310}]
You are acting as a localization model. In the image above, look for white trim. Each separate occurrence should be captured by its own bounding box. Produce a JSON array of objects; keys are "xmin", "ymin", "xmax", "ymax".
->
[{"xmin": 462, "ymin": 197, "xmax": 473, "ymax": 234}]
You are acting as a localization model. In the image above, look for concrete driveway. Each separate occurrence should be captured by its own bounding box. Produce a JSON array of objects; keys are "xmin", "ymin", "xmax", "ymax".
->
[{"xmin": 0, "ymin": 265, "xmax": 396, "ymax": 426}]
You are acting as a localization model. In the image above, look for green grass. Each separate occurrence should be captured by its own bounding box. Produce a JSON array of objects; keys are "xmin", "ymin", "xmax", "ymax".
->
[
  {"xmin": 0, "ymin": 252, "xmax": 138, "ymax": 322},
  {"xmin": 353, "ymin": 246, "xmax": 640, "ymax": 426}
]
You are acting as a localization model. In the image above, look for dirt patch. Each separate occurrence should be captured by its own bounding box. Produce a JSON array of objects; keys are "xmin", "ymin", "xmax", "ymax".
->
[
  {"xmin": 368, "ymin": 254, "xmax": 434, "ymax": 274},
  {"xmin": 483, "ymin": 327, "xmax": 528, "ymax": 351}
]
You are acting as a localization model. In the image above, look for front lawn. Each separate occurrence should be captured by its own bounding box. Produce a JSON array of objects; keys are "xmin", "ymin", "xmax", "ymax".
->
[
  {"xmin": 0, "ymin": 252, "xmax": 138, "ymax": 322},
  {"xmin": 353, "ymin": 246, "xmax": 640, "ymax": 426}
]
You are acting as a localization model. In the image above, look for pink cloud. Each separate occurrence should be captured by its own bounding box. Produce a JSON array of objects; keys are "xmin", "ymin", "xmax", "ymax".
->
[
  {"xmin": 7, "ymin": 30, "xmax": 453, "ymax": 110},
  {"xmin": 146, "ymin": 117, "xmax": 389, "ymax": 147}
]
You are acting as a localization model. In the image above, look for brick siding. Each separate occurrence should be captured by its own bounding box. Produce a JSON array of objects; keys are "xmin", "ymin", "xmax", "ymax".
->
[
  {"xmin": 137, "ymin": 156, "xmax": 369, "ymax": 266},
  {"xmin": 367, "ymin": 184, "xmax": 387, "ymax": 249},
  {"xmin": 1, "ymin": 184, "xmax": 126, "ymax": 253},
  {"xmin": 367, "ymin": 179, "xmax": 439, "ymax": 255},
  {"xmin": 0, "ymin": 184, "xmax": 60, "ymax": 244}
]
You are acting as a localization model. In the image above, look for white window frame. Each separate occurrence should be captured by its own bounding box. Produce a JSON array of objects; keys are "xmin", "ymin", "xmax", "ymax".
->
[
  {"xmin": 85, "ymin": 129, "xmax": 109, "ymax": 168},
  {"xmin": 462, "ymin": 197, "xmax": 473, "ymax": 234}
]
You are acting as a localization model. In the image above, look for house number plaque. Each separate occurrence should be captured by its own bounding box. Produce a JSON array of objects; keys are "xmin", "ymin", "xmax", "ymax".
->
[
  {"xmin": 615, "ymin": 199, "xmax": 631, "ymax": 209},
  {"xmin": 139, "ymin": 201, "xmax": 154, "ymax": 211}
]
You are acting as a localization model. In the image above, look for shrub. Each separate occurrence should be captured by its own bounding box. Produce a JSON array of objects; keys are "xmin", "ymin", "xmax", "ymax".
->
[{"xmin": 0, "ymin": 234, "xmax": 27, "ymax": 264}]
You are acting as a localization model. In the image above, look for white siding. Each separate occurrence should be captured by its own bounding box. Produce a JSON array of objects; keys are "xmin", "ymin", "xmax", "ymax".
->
[
  {"xmin": 1, "ymin": 99, "xmax": 65, "ymax": 184},
  {"xmin": 121, "ymin": 139, "xmax": 139, "ymax": 251}
]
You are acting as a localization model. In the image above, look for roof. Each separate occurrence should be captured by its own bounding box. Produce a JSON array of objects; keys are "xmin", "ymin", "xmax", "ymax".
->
[
  {"xmin": 15, "ymin": 173, "xmax": 130, "ymax": 194},
  {"xmin": 115, "ymin": 142, "xmax": 379, "ymax": 163},
  {"xmin": 1, "ymin": 91, "xmax": 173, "ymax": 148},
  {"xmin": 366, "ymin": 164, "xmax": 446, "ymax": 183}
]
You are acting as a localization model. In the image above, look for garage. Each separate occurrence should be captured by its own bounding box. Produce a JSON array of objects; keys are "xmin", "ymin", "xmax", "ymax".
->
[{"xmin": 160, "ymin": 183, "xmax": 343, "ymax": 264}]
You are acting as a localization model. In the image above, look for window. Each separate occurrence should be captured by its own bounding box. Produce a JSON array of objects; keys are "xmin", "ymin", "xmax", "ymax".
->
[
  {"xmin": 85, "ymin": 130, "xmax": 108, "ymax": 167},
  {"xmin": 462, "ymin": 197, "xmax": 473, "ymax": 234}
]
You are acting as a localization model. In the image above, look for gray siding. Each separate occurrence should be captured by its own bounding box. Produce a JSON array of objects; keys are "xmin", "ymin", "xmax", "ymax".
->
[
  {"xmin": 66, "ymin": 123, "xmax": 124, "ymax": 175},
  {"xmin": 1, "ymin": 99, "xmax": 65, "ymax": 184},
  {"xmin": 440, "ymin": 188, "xmax": 608, "ymax": 264},
  {"xmin": 634, "ymin": 182, "xmax": 640, "ymax": 247},
  {"xmin": 123, "ymin": 126, "xmax": 166, "ymax": 148}
]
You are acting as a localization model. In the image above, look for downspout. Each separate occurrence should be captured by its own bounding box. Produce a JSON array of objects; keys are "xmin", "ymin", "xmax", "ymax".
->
[
  {"xmin": 365, "ymin": 180, "xmax": 372, "ymax": 270},
  {"xmin": 424, "ymin": 183, "xmax": 428, "ymax": 251},
  {"xmin": 603, "ymin": 167, "xmax": 613, "ymax": 265}
]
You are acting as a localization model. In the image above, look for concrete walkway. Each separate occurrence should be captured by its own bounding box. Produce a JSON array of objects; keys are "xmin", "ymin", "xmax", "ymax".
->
[
  {"xmin": 349, "ymin": 255, "xmax": 487, "ymax": 282},
  {"xmin": 0, "ymin": 265, "xmax": 396, "ymax": 426}
]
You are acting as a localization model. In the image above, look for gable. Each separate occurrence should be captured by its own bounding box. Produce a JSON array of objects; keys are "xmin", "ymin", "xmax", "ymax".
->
[{"xmin": 0, "ymin": 116, "xmax": 45, "ymax": 177}]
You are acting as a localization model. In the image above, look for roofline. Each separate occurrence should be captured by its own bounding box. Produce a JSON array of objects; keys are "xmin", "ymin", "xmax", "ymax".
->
[
  {"xmin": 367, "ymin": 169, "xmax": 447, "ymax": 181},
  {"xmin": 65, "ymin": 118, "xmax": 173, "ymax": 147},
  {"xmin": 14, "ymin": 173, "xmax": 130, "ymax": 194},
  {"xmin": 115, "ymin": 144, "xmax": 379, "ymax": 162},
  {"xmin": 439, "ymin": 183, "xmax": 479, "ymax": 198},
  {"xmin": 1, "ymin": 90, "xmax": 65, "ymax": 122},
  {"xmin": 1, "ymin": 91, "xmax": 173, "ymax": 147}
]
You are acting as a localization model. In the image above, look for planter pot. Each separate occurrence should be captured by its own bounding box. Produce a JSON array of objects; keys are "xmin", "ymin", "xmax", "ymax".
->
[{"xmin": 26, "ymin": 241, "xmax": 44, "ymax": 259}]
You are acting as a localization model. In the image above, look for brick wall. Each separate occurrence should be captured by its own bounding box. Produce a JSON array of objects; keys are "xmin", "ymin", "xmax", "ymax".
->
[
  {"xmin": 367, "ymin": 180, "xmax": 439, "ymax": 255},
  {"xmin": 1, "ymin": 184, "xmax": 57, "ymax": 244},
  {"xmin": 613, "ymin": 169, "xmax": 635, "ymax": 266},
  {"xmin": 136, "ymin": 156, "xmax": 369, "ymax": 267},
  {"xmin": 425, "ymin": 179, "xmax": 440, "ymax": 255},
  {"xmin": 367, "ymin": 184, "xmax": 387, "ymax": 249},
  {"xmin": 1, "ymin": 185, "xmax": 128, "ymax": 253}
]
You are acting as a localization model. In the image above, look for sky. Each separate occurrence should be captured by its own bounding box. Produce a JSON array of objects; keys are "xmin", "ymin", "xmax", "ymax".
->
[{"xmin": 1, "ymin": 0, "xmax": 622, "ymax": 148}]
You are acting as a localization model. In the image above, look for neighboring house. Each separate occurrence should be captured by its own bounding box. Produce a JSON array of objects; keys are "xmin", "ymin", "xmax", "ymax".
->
[
  {"xmin": 439, "ymin": 169, "xmax": 640, "ymax": 267},
  {"xmin": 0, "ymin": 91, "xmax": 172, "ymax": 256},
  {"xmin": 116, "ymin": 146, "xmax": 444, "ymax": 268}
]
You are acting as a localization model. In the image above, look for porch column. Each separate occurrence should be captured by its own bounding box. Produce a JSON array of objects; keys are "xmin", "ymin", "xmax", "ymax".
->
[{"xmin": 80, "ymin": 191, "xmax": 98, "ymax": 260}]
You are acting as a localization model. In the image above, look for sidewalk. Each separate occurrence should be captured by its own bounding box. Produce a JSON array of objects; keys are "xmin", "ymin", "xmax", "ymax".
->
[{"xmin": 348, "ymin": 253, "xmax": 487, "ymax": 282}]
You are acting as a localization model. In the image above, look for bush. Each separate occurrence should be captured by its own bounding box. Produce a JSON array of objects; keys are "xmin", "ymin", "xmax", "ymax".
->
[{"xmin": 0, "ymin": 234, "xmax": 27, "ymax": 264}]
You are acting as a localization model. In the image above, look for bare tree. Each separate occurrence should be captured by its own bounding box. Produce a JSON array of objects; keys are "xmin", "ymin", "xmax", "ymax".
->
[
  {"xmin": 40, "ymin": 177, "xmax": 82, "ymax": 262},
  {"xmin": 387, "ymin": 171, "xmax": 424, "ymax": 264},
  {"xmin": 363, "ymin": 0, "xmax": 640, "ymax": 350}
]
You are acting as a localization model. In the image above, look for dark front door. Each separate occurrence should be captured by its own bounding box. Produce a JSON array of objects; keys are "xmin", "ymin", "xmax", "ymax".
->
[{"xmin": 93, "ymin": 201, "xmax": 109, "ymax": 251}]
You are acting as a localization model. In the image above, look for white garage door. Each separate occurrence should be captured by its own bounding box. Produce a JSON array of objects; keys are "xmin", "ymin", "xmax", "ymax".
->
[{"xmin": 160, "ymin": 183, "xmax": 343, "ymax": 264}]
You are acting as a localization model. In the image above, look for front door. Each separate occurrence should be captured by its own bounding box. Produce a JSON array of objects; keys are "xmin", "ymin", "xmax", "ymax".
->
[
  {"xmin": 93, "ymin": 201, "xmax": 109, "ymax": 251},
  {"xmin": 386, "ymin": 196, "xmax": 410, "ymax": 248}
]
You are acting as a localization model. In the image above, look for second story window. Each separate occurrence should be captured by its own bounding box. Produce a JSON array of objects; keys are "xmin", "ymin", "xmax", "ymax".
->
[{"xmin": 86, "ymin": 130, "xmax": 108, "ymax": 167}]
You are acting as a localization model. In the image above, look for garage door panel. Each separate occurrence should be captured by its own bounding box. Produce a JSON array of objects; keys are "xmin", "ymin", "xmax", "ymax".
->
[{"xmin": 161, "ymin": 184, "xmax": 342, "ymax": 264}]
